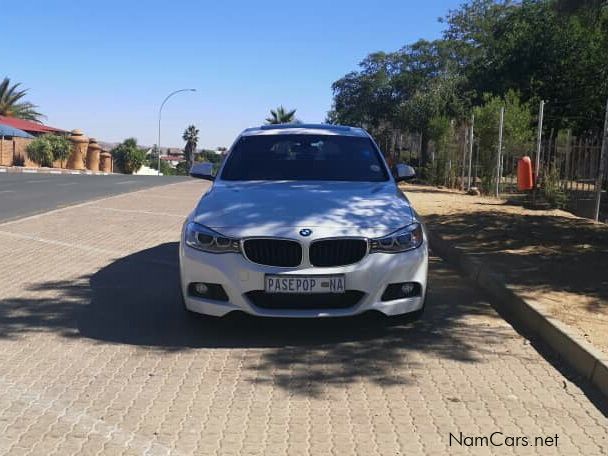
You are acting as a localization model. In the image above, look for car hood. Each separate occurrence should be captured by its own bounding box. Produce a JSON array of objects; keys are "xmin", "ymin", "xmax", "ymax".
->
[{"xmin": 192, "ymin": 181, "xmax": 413, "ymax": 238}]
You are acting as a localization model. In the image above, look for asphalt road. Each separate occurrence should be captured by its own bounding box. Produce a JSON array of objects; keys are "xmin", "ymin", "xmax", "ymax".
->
[{"xmin": 0, "ymin": 172, "xmax": 188, "ymax": 223}]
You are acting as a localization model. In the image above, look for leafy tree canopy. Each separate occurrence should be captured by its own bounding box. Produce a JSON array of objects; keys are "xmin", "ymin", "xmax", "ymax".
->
[
  {"xmin": 328, "ymin": 0, "xmax": 608, "ymax": 166},
  {"xmin": 0, "ymin": 77, "xmax": 44, "ymax": 122}
]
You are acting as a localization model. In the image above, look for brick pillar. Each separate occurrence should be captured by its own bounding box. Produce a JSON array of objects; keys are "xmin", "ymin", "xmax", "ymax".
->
[
  {"xmin": 86, "ymin": 138, "xmax": 101, "ymax": 171},
  {"xmin": 66, "ymin": 129, "xmax": 89, "ymax": 170}
]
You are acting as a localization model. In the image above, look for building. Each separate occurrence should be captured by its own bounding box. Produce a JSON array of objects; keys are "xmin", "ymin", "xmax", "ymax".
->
[
  {"xmin": 0, "ymin": 116, "xmax": 67, "ymax": 167},
  {"xmin": 0, "ymin": 116, "xmax": 66, "ymax": 136}
]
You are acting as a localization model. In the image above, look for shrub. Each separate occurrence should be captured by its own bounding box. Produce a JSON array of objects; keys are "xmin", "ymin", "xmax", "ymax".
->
[
  {"xmin": 26, "ymin": 136, "xmax": 53, "ymax": 167},
  {"xmin": 111, "ymin": 138, "xmax": 146, "ymax": 174},
  {"xmin": 148, "ymin": 158, "xmax": 176, "ymax": 176},
  {"xmin": 542, "ymin": 163, "xmax": 568, "ymax": 208},
  {"xmin": 25, "ymin": 134, "xmax": 73, "ymax": 167},
  {"xmin": 47, "ymin": 135, "xmax": 71, "ymax": 164},
  {"xmin": 175, "ymin": 161, "xmax": 189, "ymax": 175}
]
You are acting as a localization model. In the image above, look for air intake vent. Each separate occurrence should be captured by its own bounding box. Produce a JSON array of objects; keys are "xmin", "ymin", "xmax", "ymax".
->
[
  {"xmin": 246, "ymin": 291, "xmax": 364, "ymax": 309},
  {"xmin": 309, "ymin": 239, "xmax": 368, "ymax": 267},
  {"xmin": 243, "ymin": 239, "xmax": 302, "ymax": 267}
]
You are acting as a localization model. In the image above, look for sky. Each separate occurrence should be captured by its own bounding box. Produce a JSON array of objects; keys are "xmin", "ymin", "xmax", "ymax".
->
[{"xmin": 4, "ymin": 0, "xmax": 463, "ymax": 149}]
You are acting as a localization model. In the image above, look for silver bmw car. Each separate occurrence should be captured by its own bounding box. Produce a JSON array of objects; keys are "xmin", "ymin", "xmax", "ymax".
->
[{"xmin": 180, "ymin": 124, "xmax": 428, "ymax": 318}]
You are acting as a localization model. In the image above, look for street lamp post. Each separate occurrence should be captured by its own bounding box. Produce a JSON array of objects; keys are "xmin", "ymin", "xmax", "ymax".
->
[{"xmin": 157, "ymin": 88, "xmax": 196, "ymax": 176}]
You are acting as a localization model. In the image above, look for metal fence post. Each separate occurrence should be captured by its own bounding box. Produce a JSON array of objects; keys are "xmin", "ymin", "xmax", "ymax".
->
[
  {"xmin": 461, "ymin": 126, "xmax": 468, "ymax": 190},
  {"xmin": 467, "ymin": 114, "xmax": 475, "ymax": 191},
  {"xmin": 496, "ymin": 107, "xmax": 505, "ymax": 197},
  {"xmin": 535, "ymin": 100, "xmax": 545, "ymax": 186},
  {"xmin": 593, "ymin": 98, "xmax": 608, "ymax": 222}
]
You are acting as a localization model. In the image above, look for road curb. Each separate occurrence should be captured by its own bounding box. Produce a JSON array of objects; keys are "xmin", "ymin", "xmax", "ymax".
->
[
  {"xmin": 427, "ymin": 229, "xmax": 608, "ymax": 399},
  {"xmin": 0, "ymin": 166, "xmax": 112, "ymax": 176}
]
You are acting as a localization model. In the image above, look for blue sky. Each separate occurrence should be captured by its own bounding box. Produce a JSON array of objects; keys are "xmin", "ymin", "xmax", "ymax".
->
[{"xmin": 5, "ymin": 0, "xmax": 462, "ymax": 149}]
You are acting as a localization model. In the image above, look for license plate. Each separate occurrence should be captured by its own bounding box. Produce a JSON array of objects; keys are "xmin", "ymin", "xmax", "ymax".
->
[{"xmin": 265, "ymin": 275, "xmax": 345, "ymax": 294}]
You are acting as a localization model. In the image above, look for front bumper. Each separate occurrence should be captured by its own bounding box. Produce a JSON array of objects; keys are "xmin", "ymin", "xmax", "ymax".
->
[{"xmin": 179, "ymin": 241, "xmax": 428, "ymax": 318}]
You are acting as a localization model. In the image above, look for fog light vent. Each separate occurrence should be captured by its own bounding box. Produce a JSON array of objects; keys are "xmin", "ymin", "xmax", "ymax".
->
[
  {"xmin": 188, "ymin": 282, "xmax": 229, "ymax": 301},
  {"xmin": 381, "ymin": 282, "xmax": 421, "ymax": 301}
]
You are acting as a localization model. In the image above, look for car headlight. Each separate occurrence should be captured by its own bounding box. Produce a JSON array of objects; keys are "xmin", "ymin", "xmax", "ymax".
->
[
  {"xmin": 184, "ymin": 222, "xmax": 241, "ymax": 253},
  {"xmin": 370, "ymin": 223, "xmax": 424, "ymax": 253}
]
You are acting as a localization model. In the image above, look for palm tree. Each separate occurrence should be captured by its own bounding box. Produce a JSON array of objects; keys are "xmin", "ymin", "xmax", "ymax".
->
[
  {"xmin": 265, "ymin": 106, "xmax": 297, "ymax": 124},
  {"xmin": 0, "ymin": 77, "xmax": 44, "ymax": 122},
  {"xmin": 182, "ymin": 125, "xmax": 199, "ymax": 169}
]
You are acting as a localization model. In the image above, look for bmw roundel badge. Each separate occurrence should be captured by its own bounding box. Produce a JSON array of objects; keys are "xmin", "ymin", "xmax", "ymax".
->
[{"xmin": 299, "ymin": 228, "xmax": 312, "ymax": 237}]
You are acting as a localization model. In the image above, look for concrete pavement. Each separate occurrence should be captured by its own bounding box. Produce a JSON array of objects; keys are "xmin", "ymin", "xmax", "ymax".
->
[
  {"xmin": 0, "ymin": 173, "xmax": 187, "ymax": 223},
  {"xmin": 0, "ymin": 181, "xmax": 606, "ymax": 455}
]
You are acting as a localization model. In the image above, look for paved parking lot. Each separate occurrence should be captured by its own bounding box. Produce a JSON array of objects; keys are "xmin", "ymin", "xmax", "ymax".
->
[{"xmin": 0, "ymin": 180, "xmax": 606, "ymax": 455}]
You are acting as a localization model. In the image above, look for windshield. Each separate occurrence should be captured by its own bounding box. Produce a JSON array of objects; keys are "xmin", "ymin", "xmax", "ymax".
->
[{"xmin": 220, "ymin": 134, "xmax": 389, "ymax": 182}]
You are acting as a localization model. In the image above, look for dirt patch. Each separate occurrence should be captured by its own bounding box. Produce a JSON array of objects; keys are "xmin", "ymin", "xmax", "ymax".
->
[{"xmin": 404, "ymin": 183, "xmax": 608, "ymax": 355}]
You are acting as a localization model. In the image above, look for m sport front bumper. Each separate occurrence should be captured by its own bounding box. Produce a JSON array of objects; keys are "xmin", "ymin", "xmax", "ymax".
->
[{"xmin": 179, "ymin": 237, "xmax": 428, "ymax": 318}]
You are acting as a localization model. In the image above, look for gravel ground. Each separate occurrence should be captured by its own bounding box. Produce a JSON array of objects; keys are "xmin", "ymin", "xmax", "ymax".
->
[{"xmin": 403, "ymin": 183, "xmax": 608, "ymax": 356}]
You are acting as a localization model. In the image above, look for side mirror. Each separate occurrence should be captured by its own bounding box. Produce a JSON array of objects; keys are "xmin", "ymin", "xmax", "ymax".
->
[
  {"xmin": 190, "ymin": 162, "xmax": 214, "ymax": 181},
  {"xmin": 395, "ymin": 163, "xmax": 416, "ymax": 182}
]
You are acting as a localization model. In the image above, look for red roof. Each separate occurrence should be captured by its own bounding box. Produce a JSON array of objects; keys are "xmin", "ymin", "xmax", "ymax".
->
[{"xmin": 0, "ymin": 115, "xmax": 66, "ymax": 134}]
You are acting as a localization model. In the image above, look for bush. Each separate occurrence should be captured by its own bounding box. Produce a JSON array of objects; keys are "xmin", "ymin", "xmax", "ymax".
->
[
  {"xmin": 47, "ymin": 135, "xmax": 71, "ymax": 164},
  {"xmin": 148, "ymin": 158, "xmax": 176, "ymax": 176},
  {"xmin": 26, "ymin": 134, "xmax": 73, "ymax": 167},
  {"xmin": 542, "ymin": 163, "xmax": 568, "ymax": 208},
  {"xmin": 26, "ymin": 137, "xmax": 53, "ymax": 167},
  {"xmin": 175, "ymin": 161, "xmax": 189, "ymax": 175},
  {"xmin": 111, "ymin": 138, "xmax": 146, "ymax": 174}
]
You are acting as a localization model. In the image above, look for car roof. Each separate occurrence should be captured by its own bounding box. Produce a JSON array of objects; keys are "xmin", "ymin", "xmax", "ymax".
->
[{"xmin": 241, "ymin": 123, "xmax": 369, "ymax": 138}]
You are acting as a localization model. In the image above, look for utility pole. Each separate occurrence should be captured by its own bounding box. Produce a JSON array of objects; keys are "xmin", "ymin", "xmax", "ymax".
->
[
  {"xmin": 593, "ymin": 98, "xmax": 608, "ymax": 222},
  {"xmin": 496, "ymin": 107, "xmax": 505, "ymax": 198},
  {"xmin": 467, "ymin": 114, "xmax": 475, "ymax": 190}
]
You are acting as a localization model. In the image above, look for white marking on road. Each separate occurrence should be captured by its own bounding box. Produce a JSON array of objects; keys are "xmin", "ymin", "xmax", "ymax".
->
[
  {"xmin": 0, "ymin": 190, "xmax": 15, "ymax": 194},
  {"xmin": 100, "ymin": 207, "xmax": 185, "ymax": 218},
  {"xmin": 0, "ymin": 180, "xmax": 200, "ymax": 227},
  {"xmin": 22, "ymin": 169, "xmax": 38, "ymax": 173},
  {"xmin": 24, "ymin": 179, "xmax": 53, "ymax": 184},
  {"xmin": 58, "ymin": 182, "xmax": 78, "ymax": 186},
  {"xmin": 115, "ymin": 180, "xmax": 138, "ymax": 185}
]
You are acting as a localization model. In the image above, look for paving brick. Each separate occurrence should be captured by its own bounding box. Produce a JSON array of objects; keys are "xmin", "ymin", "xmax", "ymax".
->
[{"xmin": 0, "ymin": 181, "xmax": 606, "ymax": 455}]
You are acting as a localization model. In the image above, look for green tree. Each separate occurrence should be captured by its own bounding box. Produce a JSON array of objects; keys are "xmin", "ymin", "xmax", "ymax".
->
[
  {"xmin": 0, "ymin": 77, "xmax": 44, "ymax": 122},
  {"xmin": 111, "ymin": 138, "xmax": 146, "ymax": 174},
  {"xmin": 442, "ymin": 0, "xmax": 608, "ymax": 134},
  {"xmin": 265, "ymin": 106, "xmax": 297, "ymax": 124},
  {"xmin": 474, "ymin": 91, "xmax": 534, "ymax": 193},
  {"xmin": 182, "ymin": 125, "xmax": 199, "ymax": 170}
]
